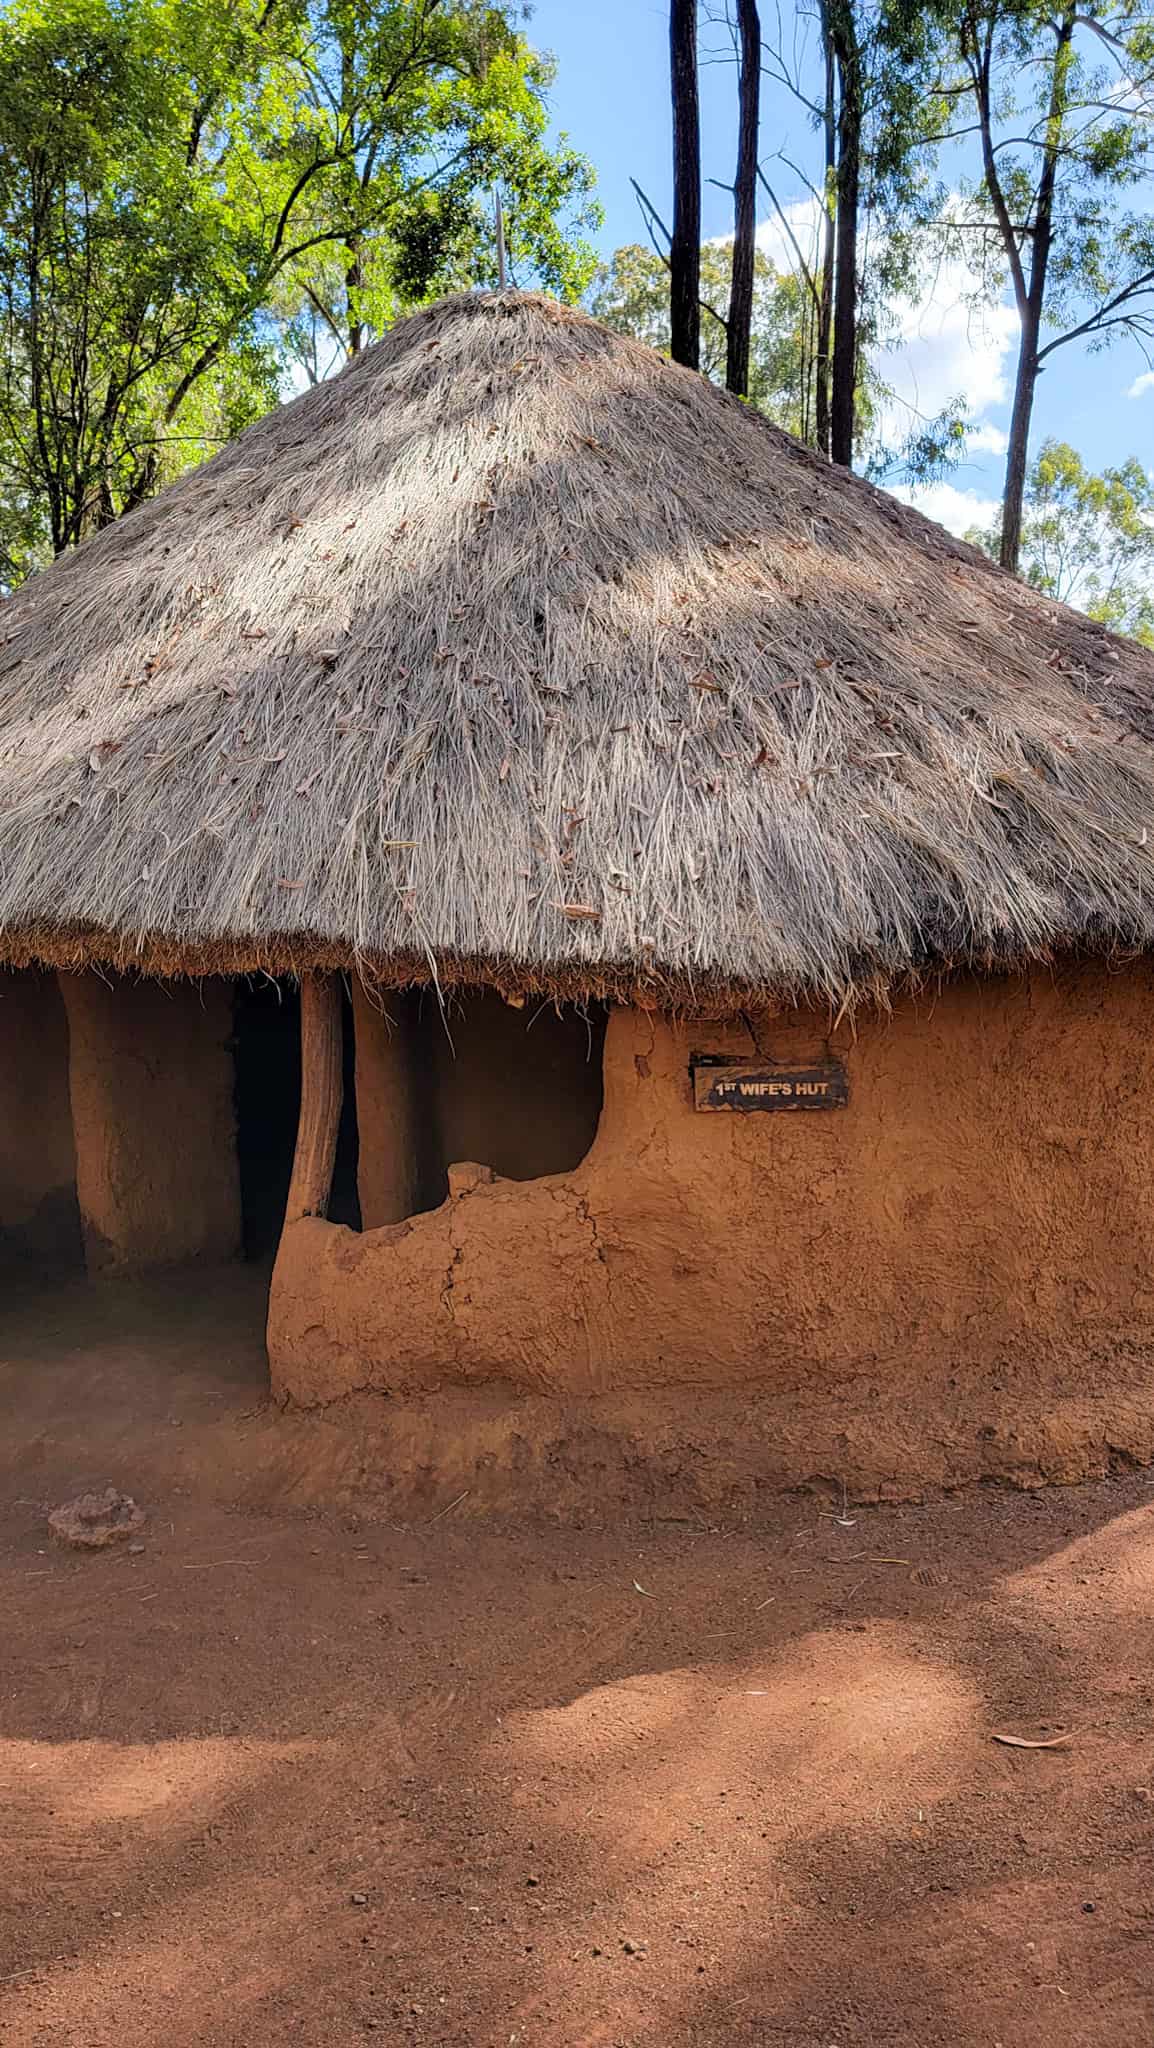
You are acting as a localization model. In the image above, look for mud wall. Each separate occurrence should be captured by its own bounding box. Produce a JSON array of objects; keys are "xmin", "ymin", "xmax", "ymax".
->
[
  {"xmin": 269, "ymin": 963, "xmax": 1154, "ymax": 1490},
  {"xmin": 0, "ymin": 970, "xmax": 80, "ymax": 1266},
  {"xmin": 61, "ymin": 974, "xmax": 241, "ymax": 1273},
  {"xmin": 268, "ymin": 958, "xmax": 1154, "ymax": 1490}
]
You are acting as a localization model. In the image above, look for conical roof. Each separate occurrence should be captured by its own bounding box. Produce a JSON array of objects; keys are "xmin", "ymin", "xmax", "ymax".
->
[{"xmin": 1, "ymin": 288, "xmax": 1153, "ymax": 1008}]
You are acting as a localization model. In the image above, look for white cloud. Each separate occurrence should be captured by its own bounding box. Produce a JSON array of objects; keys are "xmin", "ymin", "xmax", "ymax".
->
[
  {"xmin": 753, "ymin": 196, "xmax": 1017, "ymax": 459},
  {"xmin": 966, "ymin": 421, "xmax": 1009, "ymax": 457},
  {"xmin": 1128, "ymin": 370, "xmax": 1154, "ymax": 399},
  {"xmin": 1112, "ymin": 71, "xmax": 1154, "ymax": 118},
  {"xmin": 887, "ymin": 480, "xmax": 1001, "ymax": 540},
  {"xmin": 754, "ymin": 196, "xmax": 823, "ymax": 274},
  {"xmin": 881, "ymin": 251, "xmax": 1017, "ymax": 444}
]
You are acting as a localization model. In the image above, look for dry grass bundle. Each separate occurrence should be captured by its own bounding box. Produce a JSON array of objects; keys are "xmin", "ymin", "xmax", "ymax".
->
[{"xmin": 0, "ymin": 288, "xmax": 1153, "ymax": 1010}]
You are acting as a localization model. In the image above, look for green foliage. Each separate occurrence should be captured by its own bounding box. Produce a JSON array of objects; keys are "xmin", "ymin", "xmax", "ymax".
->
[
  {"xmin": 272, "ymin": 1, "xmax": 600, "ymax": 376},
  {"xmin": 866, "ymin": 397, "xmax": 970, "ymax": 487},
  {"xmin": 0, "ymin": 0, "xmax": 599, "ymax": 576},
  {"xmin": 968, "ymin": 438, "xmax": 1154, "ymax": 645},
  {"xmin": 590, "ymin": 237, "xmax": 972, "ymax": 484},
  {"xmin": 591, "ymin": 238, "xmax": 885, "ymax": 450},
  {"xmin": 946, "ymin": 3, "xmax": 1154, "ymax": 363},
  {"xmin": 0, "ymin": 0, "xmax": 284, "ymax": 569},
  {"xmin": 852, "ymin": 0, "xmax": 952, "ymax": 273}
]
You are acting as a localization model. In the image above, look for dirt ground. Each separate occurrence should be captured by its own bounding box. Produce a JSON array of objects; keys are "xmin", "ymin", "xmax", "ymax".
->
[{"xmin": 2, "ymin": 1271, "xmax": 1154, "ymax": 2047}]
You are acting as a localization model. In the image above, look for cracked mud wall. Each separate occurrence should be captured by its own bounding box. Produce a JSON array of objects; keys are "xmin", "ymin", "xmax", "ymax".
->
[
  {"xmin": 61, "ymin": 974, "xmax": 242, "ymax": 1274},
  {"xmin": 268, "ymin": 963, "xmax": 1154, "ymax": 1489},
  {"xmin": 0, "ymin": 969, "xmax": 80, "ymax": 1267}
]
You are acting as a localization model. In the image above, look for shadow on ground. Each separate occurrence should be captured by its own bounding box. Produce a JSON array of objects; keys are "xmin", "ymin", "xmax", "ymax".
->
[{"xmin": 1, "ymin": 1274, "xmax": 1153, "ymax": 2047}]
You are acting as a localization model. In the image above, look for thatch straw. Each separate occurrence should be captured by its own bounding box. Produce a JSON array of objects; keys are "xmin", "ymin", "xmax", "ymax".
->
[{"xmin": 1, "ymin": 288, "xmax": 1153, "ymax": 1010}]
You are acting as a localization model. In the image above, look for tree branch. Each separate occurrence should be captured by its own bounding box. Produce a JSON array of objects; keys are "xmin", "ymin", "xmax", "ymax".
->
[
  {"xmin": 754, "ymin": 165, "xmax": 819, "ymax": 305},
  {"xmin": 1036, "ymin": 272, "xmax": 1154, "ymax": 359}
]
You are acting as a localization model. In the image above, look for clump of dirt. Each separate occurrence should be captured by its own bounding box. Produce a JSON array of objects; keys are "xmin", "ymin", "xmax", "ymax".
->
[{"xmin": 47, "ymin": 1487, "xmax": 145, "ymax": 1550}]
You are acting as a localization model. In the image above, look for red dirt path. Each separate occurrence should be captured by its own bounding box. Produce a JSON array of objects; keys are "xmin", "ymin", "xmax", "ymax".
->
[{"xmin": 2, "ymin": 1270, "xmax": 1153, "ymax": 2046}]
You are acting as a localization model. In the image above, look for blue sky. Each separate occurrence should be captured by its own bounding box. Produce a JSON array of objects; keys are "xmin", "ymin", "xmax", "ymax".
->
[{"xmin": 529, "ymin": 0, "xmax": 1153, "ymax": 535}]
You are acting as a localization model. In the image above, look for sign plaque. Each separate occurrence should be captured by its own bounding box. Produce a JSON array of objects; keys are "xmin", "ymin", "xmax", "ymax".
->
[{"xmin": 691, "ymin": 1055, "xmax": 848, "ymax": 1114}]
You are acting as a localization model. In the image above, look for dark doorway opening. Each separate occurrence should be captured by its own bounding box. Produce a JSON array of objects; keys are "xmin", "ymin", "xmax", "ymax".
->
[
  {"xmin": 232, "ymin": 978, "xmax": 360, "ymax": 1260},
  {"xmin": 352, "ymin": 988, "xmax": 608, "ymax": 1232},
  {"xmin": 428, "ymin": 991, "xmax": 608, "ymax": 1186},
  {"xmin": 0, "ymin": 968, "xmax": 83, "ymax": 1281}
]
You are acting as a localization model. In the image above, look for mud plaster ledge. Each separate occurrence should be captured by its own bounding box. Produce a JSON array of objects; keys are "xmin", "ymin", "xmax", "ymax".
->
[
  {"xmin": 261, "ymin": 1362, "xmax": 1154, "ymax": 1513},
  {"xmin": 268, "ymin": 971, "xmax": 1154, "ymax": 1503}
]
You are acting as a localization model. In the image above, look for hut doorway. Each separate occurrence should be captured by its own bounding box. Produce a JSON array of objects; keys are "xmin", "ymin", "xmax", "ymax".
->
[
  {"xmin": 0, "ymin": 968, "xmax": 83, "ymax": 1278},
  {"xmin": 232, "ymin": 977, "xmax": 359, "ymax": 1260}
]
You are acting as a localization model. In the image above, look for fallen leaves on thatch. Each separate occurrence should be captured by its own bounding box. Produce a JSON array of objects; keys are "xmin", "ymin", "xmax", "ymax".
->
[{"xmin": 0, "ymin": 289, "xmax": 1151, "ymax": 1003}]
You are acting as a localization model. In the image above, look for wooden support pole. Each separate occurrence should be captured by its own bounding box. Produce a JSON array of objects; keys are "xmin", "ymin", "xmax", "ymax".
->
[{"xmin": 285, "ymin": 973, "xmax": 343, "ymax": 1224}]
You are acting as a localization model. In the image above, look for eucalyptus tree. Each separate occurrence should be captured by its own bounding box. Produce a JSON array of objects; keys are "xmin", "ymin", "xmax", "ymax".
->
[
  {"xmin": 947, "ymin": 0, "xmax": 1154, "ymax": 570},
  {"xmin": 669, "ymin": 0, "xmax": 702, "ymax": 369},
  {"xmin": 0, "ymin": 0, "xmax": 598, "ymax": 571},
  {"xmin": 590, "ymin": 237, "xmax": 888, "ymax": 451},
  {"xmin": 727, "ymin": 0, "xmax": 761, "ymax": 395},
  {"xmin": 731, "ymin": 0, "xmax": 951, "ymax": 465},
  {"xmin": 969, "ymin": 438, "xmax": 1154, "ymax": 643}
]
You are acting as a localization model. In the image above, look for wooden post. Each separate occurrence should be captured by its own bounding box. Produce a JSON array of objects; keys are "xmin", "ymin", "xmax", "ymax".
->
[{"xmin": 285, "ymin": 973, "xmax": 343, "ymax": 1223}]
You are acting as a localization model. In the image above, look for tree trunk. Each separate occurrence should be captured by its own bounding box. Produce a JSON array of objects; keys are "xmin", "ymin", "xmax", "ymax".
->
[
  {"xmin": 726, "ymin": 0, "xmax": 760, "ymax": 397},
  {"xmin": 669, "ymin": 0, "xmax": 701, "ymax": 370},
  {"xmin": 829, "ymin": 3, "xmax": 860, "ymax": 468},
  {"xmin": 340, "ymin": 21, "xmax": 363, "ymax": 358},
  {"xmin": 999, "ymin": 318, "xmax": 1039, "ymax": 572},
  {"xmin": 815, "ymin": 22, "xmax": 836, "ymax": 458},
  {"xmin": 345, "ymin": 238, "xmax": 364, "ymax": 357},
  {"xmin": 285, "ymin": 974, "xmax": 343, "ymax": 1224},
  {"xmin": 996, "ymin": 7, "xmax": 1074, "ymax": 573}
]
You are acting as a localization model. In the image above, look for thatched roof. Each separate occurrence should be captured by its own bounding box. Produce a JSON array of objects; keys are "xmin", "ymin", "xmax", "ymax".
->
[{"xmin": 2, "ymin": 288, "xmax": 1154, "ymax": 1008}]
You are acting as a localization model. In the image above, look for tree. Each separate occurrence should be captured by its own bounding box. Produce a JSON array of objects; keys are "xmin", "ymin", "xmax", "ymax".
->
[
  {"xmin": 968, "ymin": 439, "xmax": 1154, "ymax": 644},
  {"xmin": 0, "ymin": 0, "xmax": 598, "ymax": 570},
  {"xmin": 0, "ymin": 0, "xmax": 283, "ymax": 565},
  {"xmin": 748, "ymin": 0, "xmax": 952, "ymax": 466},
  {"xmin": 949, "ymin": 0, "xmax": 1154, "ymax": 572},
  {"xmin": 273, "ymin": 0, "xmax": 601, "ymax": 379},
  {"xmin": 590, "ymin": 238, "xmax": 882, "ymax": 445},
  {"xmin": 826, "ymin": 0, "xmax": 863, "ymax": 464},
  {"xmin": 726, "ymin": 0, "xmax": 760, "ymax": 395},
  {"xmin": 669, "ymin": 0, "xmax": 701, "ymax": 369}
]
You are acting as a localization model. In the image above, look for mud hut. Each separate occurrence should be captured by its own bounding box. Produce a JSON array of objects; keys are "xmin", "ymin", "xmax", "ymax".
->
[{"xmin": 4, "ymin": 290, "xmax": 1154, "ymax": 1498}]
